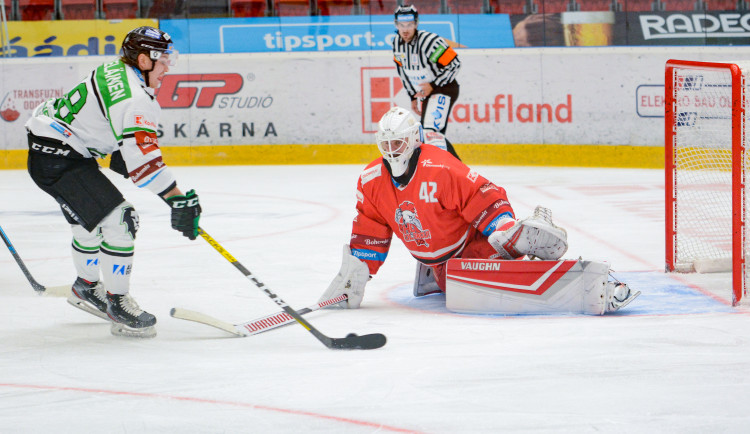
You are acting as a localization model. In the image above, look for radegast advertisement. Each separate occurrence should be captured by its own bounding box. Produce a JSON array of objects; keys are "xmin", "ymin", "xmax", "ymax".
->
[
  {"xmin": 159, "ymin": 14, "xmax": 514, "ymax": 53},
  {"xmin": 625, "ymin": 11, "xmax": 750, "ymax": 45},
  {"xmin": 510, "ymin": 10, "xmax": 750, "ymax": 47}
]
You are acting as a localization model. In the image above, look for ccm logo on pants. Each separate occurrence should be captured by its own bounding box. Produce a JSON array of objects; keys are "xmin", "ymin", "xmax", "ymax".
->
[{"xmin": 31, "ymin": 143, "xmax": 71, "ymax": 156}]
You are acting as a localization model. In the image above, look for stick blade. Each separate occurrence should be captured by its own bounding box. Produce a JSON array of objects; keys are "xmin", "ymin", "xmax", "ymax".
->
[
  {"xmin": 41, "ymin": 284, "xmax": 72, "ymax": 297},
  {"xmin": 328, "ymin": 333, "xmax": 387, "ymax": 350},
  {"xmin": 170, "ymin": 307, "xmax": 246, "ymax": 337}
]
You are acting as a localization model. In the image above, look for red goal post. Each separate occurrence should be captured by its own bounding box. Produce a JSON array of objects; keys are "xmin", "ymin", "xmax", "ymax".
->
[{"xmin": 665, "ymin": 59, "xmax": 748, "ymax": 306}]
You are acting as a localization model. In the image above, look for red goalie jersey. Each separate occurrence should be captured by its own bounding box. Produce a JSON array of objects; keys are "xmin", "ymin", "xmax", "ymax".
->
[{"xmin": 350, "ymin": 145, "xmax": 515, "ymax": 279}]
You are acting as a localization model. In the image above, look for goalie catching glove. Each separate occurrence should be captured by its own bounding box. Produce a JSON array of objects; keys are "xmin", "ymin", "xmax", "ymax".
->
[
  {"xmin": 488, "ymin": 205, "xmax": 568, "ymax": 260},
  {"xmin": 166, "ymin": 189, "xmax": 201, "ymax": 240},
  {"xmin": 319, "ymin": 244, "xmax": 370, "ymax": 309}
]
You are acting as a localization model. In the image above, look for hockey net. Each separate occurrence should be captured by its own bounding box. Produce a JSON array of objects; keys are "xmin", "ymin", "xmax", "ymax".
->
[{"xmin": 665, "ymin": 59, "xmax": 750, "ymax": 306}]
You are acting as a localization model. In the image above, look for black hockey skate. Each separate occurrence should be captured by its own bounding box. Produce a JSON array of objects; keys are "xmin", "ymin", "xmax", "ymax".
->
[
  {"xmin": 106, "ymin": 292, "xmax": 157, "ymax": 338},
  {"xmin": 67, "ymin": 277, "xmax": 109, "ymax": 320}
]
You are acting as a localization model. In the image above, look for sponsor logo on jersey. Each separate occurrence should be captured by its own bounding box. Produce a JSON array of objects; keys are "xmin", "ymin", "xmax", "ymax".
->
[
  {"xmin": 395, "ymin": 200, "xmax": 431, "ymax": 247},
  {"xmin": 360, "ymin": 164, "xmax": 382, "ymax": 185},
  {"xmin": 129, "ymin": 156, "xmax": 164, "ymax": 183},
  {"xmin": 420, "ymin": 159, "xmax": 446, "ymax": 169},
  {"xmin": 134, "ymin": 131, "xmax": 159, "ymax": 155},
  {"xmin": 134, "ymin": 114, "xmax": 157, "ymax": 129},
  {"xmin": 466, "ymin": 170, "xmax": 479, "ymax": 183},
  {"xmin": 472, "ymin": 210, "xmax": 487, "ymax": 229},
  {"xmin": 351, "ymin": 234, "xmax": 391, "ymax": 249},
  {"xmin": 493, "ymin": 199, "xmax": 510, "ymax": 209},
  {"xmin": 49, "ymin": 121, "xmax": 72, "ymax": 138},
  {"xmin": 461, "ymin": 261, "xmax": 501, "ymax": 271},
  {"xmin": 480, "ymin": 183, "xmax": 498, "ymax": 194}
]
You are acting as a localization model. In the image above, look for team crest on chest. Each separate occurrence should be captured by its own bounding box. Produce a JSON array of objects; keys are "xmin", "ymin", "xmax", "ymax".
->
[{"xmin": 395, "ymin": 201, "xmax": 431, "ymax": 247}]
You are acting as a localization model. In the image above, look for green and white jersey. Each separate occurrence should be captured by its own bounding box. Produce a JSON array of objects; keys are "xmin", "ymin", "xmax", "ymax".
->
[{"xmin": 25, "ymin": 59, "xmax": 176, "ymax": 195}]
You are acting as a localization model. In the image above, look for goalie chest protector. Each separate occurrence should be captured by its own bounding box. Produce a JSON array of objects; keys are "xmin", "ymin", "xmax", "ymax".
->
[{"xmin": 445, "ymin": 259, "xmax": 610, "ymax": 315}]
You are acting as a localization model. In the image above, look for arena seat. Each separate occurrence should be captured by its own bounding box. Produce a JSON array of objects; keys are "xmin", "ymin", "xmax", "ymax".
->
[
  {"xmin": 317, "ymin": 0, "xmax": 358, "ymax": 15},
  {"xmin": 231, "ymin": 0, "xmax": 267, "ymax": 17},
  {"xmin": 274, "ymin": 0, "xmax": 312, "ymax": 16},
  {"xmin": 360, "ymin": 0, "xmax": 389, "ymax": 14},
  {"xmin": 102, "ymin": 0, "xmax": 138, "ymax": 18},
  {"xmin": 660, "ymin": 0, "xmax": 699, "ymax": 10},
  {"xmin": 18, "ymin": 0, "xmax": 55, "ymax": 21},
  {"xmin": 61, "ymin": 0, "xmax": 97, "ymax": 19},
  {"xmin": 576, "ymin": 0, "xmax": 615, "ymax": 10},
  {"xmin": 540, "ymin": 0, "xmax": 572, "ymax": 12},
  {"xmin": 184, "ymin": 0, "xmax": 230, "ymax": 17},
  {"xmin": 491, "ymin": 0, "xmax": 535, "ymax": 14},
  {"xmin": 446, "ymin": 0, "xmax": 483, "ymax": 14},
  {"xmin": 703, "ymin": 0, "xmax": 737, "ymax": 10},
  {"xmin": 619, "ymin": 0, "xmax": 655, "ymax": 11}
]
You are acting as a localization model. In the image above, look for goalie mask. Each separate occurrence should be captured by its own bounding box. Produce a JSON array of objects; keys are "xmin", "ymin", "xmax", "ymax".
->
[{"xmin": 376, "ymin": 107, "xmax": 422, "ymax": 177}]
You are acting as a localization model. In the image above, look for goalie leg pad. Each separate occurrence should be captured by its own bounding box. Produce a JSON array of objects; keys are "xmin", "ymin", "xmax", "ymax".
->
[
  {"xmin": 445, "ymin": 259, "xmax": 615, "ymax": 315},
  {"xmin": 318, "ymin": 245, "xmax": 370, "ymax": 309},
  {"xmin": 488, "ymin": 206, "xmax": 568, "ymax": 260}
]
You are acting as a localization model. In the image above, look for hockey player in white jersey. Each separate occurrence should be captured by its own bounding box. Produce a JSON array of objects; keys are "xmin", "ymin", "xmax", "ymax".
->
[{"xmin": 25, "ymin": 26, "xmax": 201, "ymax": 338}]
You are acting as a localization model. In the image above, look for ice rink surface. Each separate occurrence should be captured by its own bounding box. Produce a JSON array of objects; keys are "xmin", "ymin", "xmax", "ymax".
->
[{"xmin": 1, "ymin": 164, "xmax": 749, "ymax": 433}]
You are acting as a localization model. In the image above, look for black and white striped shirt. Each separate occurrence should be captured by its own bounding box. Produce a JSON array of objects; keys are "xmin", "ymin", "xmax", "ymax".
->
[{"xmin": 391, "ymin": 30, "xmax": 461, "ymax": 100}]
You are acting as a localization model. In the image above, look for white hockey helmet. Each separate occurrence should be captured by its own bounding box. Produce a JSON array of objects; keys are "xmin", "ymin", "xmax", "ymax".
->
[{"xmin": 376, "ymin": 107, "xmax": 422, "ymax": 177}]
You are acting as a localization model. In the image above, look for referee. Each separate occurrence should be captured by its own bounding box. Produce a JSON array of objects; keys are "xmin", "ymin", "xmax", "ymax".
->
[{"xmin": 391, "ymin": 4, "xmax": 461, "ymax": 159}]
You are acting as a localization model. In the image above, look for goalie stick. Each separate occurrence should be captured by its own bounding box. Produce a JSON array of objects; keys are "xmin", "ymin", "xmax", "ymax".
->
[
  {"xmin": 170, "ymin": 294, "xmax": 349, "ymax": 337},
  {"xmin": 1, "ymin": 224, "xmax": 70, "ymax": 297},
  {"xmin": 195, "ymin": 228, "xmax": 386, "ymax": 350}
]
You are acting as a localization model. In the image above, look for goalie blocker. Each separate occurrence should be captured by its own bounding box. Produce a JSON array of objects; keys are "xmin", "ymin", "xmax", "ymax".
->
[{"xmin": 445, "ymin": 259, "xmax": 639, "ymax": 315}]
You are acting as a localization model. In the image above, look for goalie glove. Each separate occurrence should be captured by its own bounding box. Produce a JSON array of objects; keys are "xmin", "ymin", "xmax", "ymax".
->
[
  {"xmin": 166, "ymin": 189, "xmax": 201, "ymax": 240},
  {"xmin": 319, "ymin": 244, "xmax": 370, "ymax": 309},
  {"xmin": 488, "ymin": 206, "xmax": 568, "ymax": 260}
]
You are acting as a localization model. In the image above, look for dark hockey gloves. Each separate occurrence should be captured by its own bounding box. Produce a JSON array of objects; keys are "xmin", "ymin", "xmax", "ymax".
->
[{"xmin": 166, "ymin": 190, "xmax": 201, "ymax": 240}]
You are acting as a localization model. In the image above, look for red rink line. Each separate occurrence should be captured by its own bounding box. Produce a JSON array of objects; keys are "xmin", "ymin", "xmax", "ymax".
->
[{"xmin": 0, "ymin": 383, "xmax": 422, "ymax": 433}]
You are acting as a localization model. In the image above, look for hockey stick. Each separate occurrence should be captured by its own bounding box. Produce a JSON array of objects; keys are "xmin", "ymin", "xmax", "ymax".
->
[
  {"xmin": 170, "ymin": 294, "xmax": 349, "ymax": 337},
  {"xmin": 195, "ymin": 227, "xmax": 386, "ymax": 350},
  {"xmin": 0, "ymin": 224, "xmax": 70, "ymax": 297}
]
